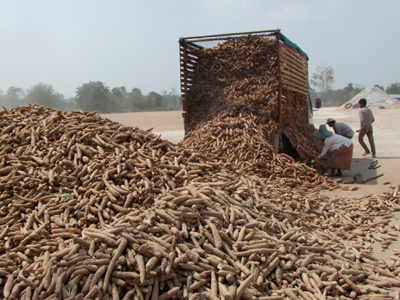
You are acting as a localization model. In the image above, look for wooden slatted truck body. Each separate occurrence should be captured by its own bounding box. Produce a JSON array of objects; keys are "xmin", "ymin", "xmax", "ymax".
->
[{"xmin": 179, "ymin": 29, "xmax": 313, "ymax": 162}]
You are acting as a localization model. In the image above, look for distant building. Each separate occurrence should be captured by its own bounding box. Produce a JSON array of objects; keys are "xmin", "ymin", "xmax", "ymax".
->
[{"xmin": 389, "ymin": 94, "xmax": 400, "ymax": 100}]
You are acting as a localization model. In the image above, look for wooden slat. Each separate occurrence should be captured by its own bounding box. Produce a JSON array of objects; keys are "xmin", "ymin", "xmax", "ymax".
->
[
  {"xmin": 281, "ymin": 57, "xmax": 306, "ymax": 76},
  {"xmin": 281, "ymin": 46, "xmax": 308, "ymax": 78},
  {"xmin": 282, "ymin": 78, "xmax": 308, "ymax": 94},
  {"xmin": 179, "ymin": 42, "xmax": 200, "ymax": 132},
  {"xmin": 280, "ymin": 46, "xmax": 307, "ymax": 71},
  {"xmin": 280, "ymin": 44, "xmax": 308, "ymax": 87},
  {"xmin": 282, "ymin": 86, "xmax": 308, "ymax": 96},
  {"xmin": 280, "ymin": 71, "xmax": 307, "ymax": 94},
  {"xmin": 281, "ymin": 63, "xmax": 307, "ymax": 83},
  {"xmin": 280, "ymin": 58, "xmax": 307, "ymax": 81},
  {"xmin": 179, "ymin": 42, "xmax": 200, "ymax": 102},
  {"xmin": 282, "ymin": 84, "xmax": 308, "ymax": 95},
  {"xmin": 280, "ymin": 43, "xmax": 307, "ymax": 64},
  {"xmin": 280, "ymin": 68, "xmax": 308, "ymax": 86},
  {"xmin": 282, "ymin": 79, "xmax": 308, "ymax": 91},
  {"xmin": 282, "ymin": 79, "xmax": 308, "ymax": 95},
  {"xmin": 282, "ymin": 81, "xmax": 308, "ymax": 94},
  {"xmin": 281, "ymin": 75, "xmax": 308, "ymax": 95}
]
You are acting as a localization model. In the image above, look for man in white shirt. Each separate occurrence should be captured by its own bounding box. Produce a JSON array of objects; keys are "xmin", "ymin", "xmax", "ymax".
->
[
  {"xmin": 357, "ymin": 98, "xmax": 376, "ymax": 158},
  {"xmin": 326, "ymin": 118, "xmax": 354, "ymax": 139},
  {"xmin": 314, "ymin": 124, "xmax": 354, "ymax": 177}
]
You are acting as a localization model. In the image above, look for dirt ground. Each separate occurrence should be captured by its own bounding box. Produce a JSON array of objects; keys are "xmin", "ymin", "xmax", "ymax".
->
[
  {"xmin": 102, "ymin": 106, "xmax": 400, "ymax": 259},
  {"xmin": 102, "ymin": 111, "xmax": 185, "ymax": 144},
  {"xmin": 102, "ymin": 107, "xmax": 400, "ymax": 198}
]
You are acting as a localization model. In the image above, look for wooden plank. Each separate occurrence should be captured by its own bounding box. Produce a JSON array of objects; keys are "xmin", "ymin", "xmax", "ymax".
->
[
  {"xmin": 281, "ymin": 75, "xmax": 308, "ymax": 90},
  {"xmin": 280, "ymin": 58, "xmax": 308, "ymax": 92},
  {"xmin": 281, "ymin": 73, "xmax": 308, "ymax": 90},
  {"xmin": 180, "ymin": 67, "xmax": 195, "ymax": 74},
  {"xmin": 280, "ymin": 44, "xmax": 308, "ymax": 67},
  {"xmin": 181, "ymin": 41, "xmax": 203, "ymax": 51},
  {"xmin": 280, "ymin": 47, "xmax": 307, "ymax": 71},
  {"xmin": 180, "ymin": 56, "xmax": 198, "ymax": 64},
  {"xmin": 281, "ymin": 62, "xmax": 307, "ymax": 81},
  {"xmin": 282, "ymin": 78, "xmax": 308, "ymax": 93},
  {"xmin": 282, "ymin": 83, "xmax": 308, "ymax": 95},
  {"xmin": 280, "ymin": 65, "xmax": 308, "ymax": 82},
  {"xmin": 280, "ymin": 46, "xmax": 308, "ymax": 83},
  {"xmin": 180, "ymin": 41, "xmax": 200, "ymax": 105},
  {"xmin": 282, "ymin": 84, "xmax": 308, "ymax": 96},
  {"xmin": 282, "ymin": 86, "xmax": 308, "ymax": 96},
  {"xmin": 281, "ymin": 57, "xmax": 306, "ymax": 75},
  {"xmin": 281, "ymin": 59, "xmax": 307, "ymax": 77},
  {"xmin": 281, "ymin": 69, "xmax": 308, "ymax": 88}
]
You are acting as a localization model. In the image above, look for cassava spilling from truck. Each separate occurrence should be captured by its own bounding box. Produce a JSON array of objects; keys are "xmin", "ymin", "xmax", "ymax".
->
[
  {"xmin": 1, "ymin": 30, "xmax": 400, "ymax": 299},
  {"xmin": 179, "ymin": 29, "xmax": 317, "ymax": 165}
]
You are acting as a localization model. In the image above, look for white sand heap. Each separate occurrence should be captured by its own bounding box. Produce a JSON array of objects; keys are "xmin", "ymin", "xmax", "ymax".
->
[{"xmin": 342, "ymin": 86, "xmax": 398, "ymax": 109}]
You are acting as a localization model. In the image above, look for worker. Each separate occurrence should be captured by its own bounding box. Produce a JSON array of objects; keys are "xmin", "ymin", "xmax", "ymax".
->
[
  {"xmin": 357, "ymin": 98, "xmax": 376, "ymax": 158},
  {"xmin": 326, "ymin": 118, "xmax": 354, "ymax": 139},
  {"xmin": 314, "ymin": 124, "xmax": 353, "ymax": 177}
]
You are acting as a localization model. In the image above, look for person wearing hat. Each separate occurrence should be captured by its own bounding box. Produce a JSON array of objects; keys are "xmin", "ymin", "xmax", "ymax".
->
[
  {"xmin": 314, "ymin": 124, "xmax": 354, "ymax": 177},
  {"xmin": 326, "ymin": 118, "xmax": 354, "ymax": 139}
]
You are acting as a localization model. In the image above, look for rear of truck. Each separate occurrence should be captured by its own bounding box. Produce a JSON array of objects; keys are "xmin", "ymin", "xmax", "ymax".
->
[{"xmin": 179, "ymin": 29, "xmax": 315, "ymax": 162}]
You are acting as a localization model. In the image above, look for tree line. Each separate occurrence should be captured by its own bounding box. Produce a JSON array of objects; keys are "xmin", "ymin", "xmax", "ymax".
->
[
  {"xmin": 1, "ymin": 72, "xmax": 399, "ymax": 112},
  {"xmin": 0, "ymin": 81, "xmax": 182, "ymax": 113},
  {"xmin": 310, "ymin": 64, "xmax": 400, "ymax": 107}
]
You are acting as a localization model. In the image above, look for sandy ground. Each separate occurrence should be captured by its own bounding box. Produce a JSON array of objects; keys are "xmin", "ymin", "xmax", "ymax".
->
[
  {"xmin": 102, "ymin": 107, "xmax": 400, "ymax": 198},
  {"xmin": 313, "ymin": 107, "xmax": 400, "ymax": 197},
  {"xmin": 102, "ymin": 106, "xmax": 400, "ymax": 259},
  {"xmin": 102, "ymin": 111, "xmax": 185, "ymax": 144}
]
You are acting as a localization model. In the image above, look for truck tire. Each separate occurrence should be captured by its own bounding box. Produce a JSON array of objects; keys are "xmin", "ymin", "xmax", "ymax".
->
[{"xmin": 344, "ymin": 103, "xmax": 352, "ymax": 109}]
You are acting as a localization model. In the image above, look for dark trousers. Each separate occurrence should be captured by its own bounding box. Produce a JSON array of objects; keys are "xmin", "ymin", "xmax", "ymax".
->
[{"xmin": 358, "ymin": 124, "xmax": 376, "ymax": 155}]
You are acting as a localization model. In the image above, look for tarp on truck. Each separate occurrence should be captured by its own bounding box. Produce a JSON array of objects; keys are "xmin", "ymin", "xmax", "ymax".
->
[{"xmin": 280, "ymin": 33, "xmax": 309, "ymax": 60}]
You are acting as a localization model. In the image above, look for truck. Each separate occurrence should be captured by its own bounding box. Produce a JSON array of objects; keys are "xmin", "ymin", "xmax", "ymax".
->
[{"xmin": 178, "ymin": 29, "xmax": 315, "ymax": 163}]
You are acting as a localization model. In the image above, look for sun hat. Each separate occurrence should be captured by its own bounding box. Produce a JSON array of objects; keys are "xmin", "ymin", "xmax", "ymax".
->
[
  {"xmin": 326, "ymin": 118, "xmax": 335, "ymax": 124},
  {"xmin": 314, "ymin": 124, "xmax": 333, "ymax": 139}
]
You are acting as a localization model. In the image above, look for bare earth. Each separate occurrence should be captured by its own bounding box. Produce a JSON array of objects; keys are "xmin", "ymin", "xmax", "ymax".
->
[
  {"xmin": 102, "ymin": 107, "xmax": 400, "ymax": 197},
  {"xmin": 102, "ymin": 106, "xmax": 400, "ymax": 259},
  {"xmin": 102, "ymin": 111, "xmax": 185, "ymax": 144}
]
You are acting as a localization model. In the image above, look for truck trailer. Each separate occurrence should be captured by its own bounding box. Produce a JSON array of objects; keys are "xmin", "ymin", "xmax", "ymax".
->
[{"xmin": 179, "ymin": 29, "xmax": 314, "ymax": 163}]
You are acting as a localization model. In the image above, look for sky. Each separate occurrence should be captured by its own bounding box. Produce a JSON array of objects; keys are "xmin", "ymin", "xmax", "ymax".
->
[{"xmin": 1, "ymin": 0, "xmax": 399, "ymax": 98}]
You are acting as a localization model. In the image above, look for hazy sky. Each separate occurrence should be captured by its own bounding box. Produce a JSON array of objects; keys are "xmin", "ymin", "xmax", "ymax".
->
[{"xmin": 1, "ymin": 0, "xmax": 399, "ymax": 98}]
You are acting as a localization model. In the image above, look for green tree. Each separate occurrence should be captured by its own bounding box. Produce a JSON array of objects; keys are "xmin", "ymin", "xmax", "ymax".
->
[
  {"xmin": 386, "ymin": 83, "xmax": 400, "ymax": 94},
  {"xmin": 75, "ymin": 81, "xmax": 113, "ymax": 113},
  {"xmin": 64, "ymin": 97, "xmax": 77, "ymax": 111},
  {"xmin": 325, "ymin": 83, "xmax": 363, "ymax": 106},
  {"xmin": 0, "ymin": 86, "xmax": 25, "ymax": 109},
  {"xmin": 111, "ymin": 86, "xmax": 127, "ymax": 101},
  {"xmin": 310, "ymin": 65, "xmax": 335, "ymax": 94},
  {"xmin": 24, "ymin": 83, "xmax": 64, "ymax": 109},
  {"xmin": 146, "ymin": 91, "xmax": 163, "ymax": 110},
  {"xmin": 161, "ymin": 88, "xmax": 182, "ymax": 110},
  {"xmin": 110, "ymin": 86, "xmax": 128, "ymax": 112},
  {"xmin": 126, "ymin": 88, "xmax": 144, "ymax": 111},
  {"xmin": 312, "ymin": 83, "xmax": 364, "ymax": 107}
]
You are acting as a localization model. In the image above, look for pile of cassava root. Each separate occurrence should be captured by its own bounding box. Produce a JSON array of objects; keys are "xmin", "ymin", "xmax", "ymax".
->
[
  {"xmin": 182, "ymin": 36, "xmax": 322, "ymax": 163},
  {"xmin": 180, "ymin": 109, "xmax": 325, "ymax": 184},
  {"xmin": 1, "ymin": 104, "xmax": 400, "ymax": 300}
]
